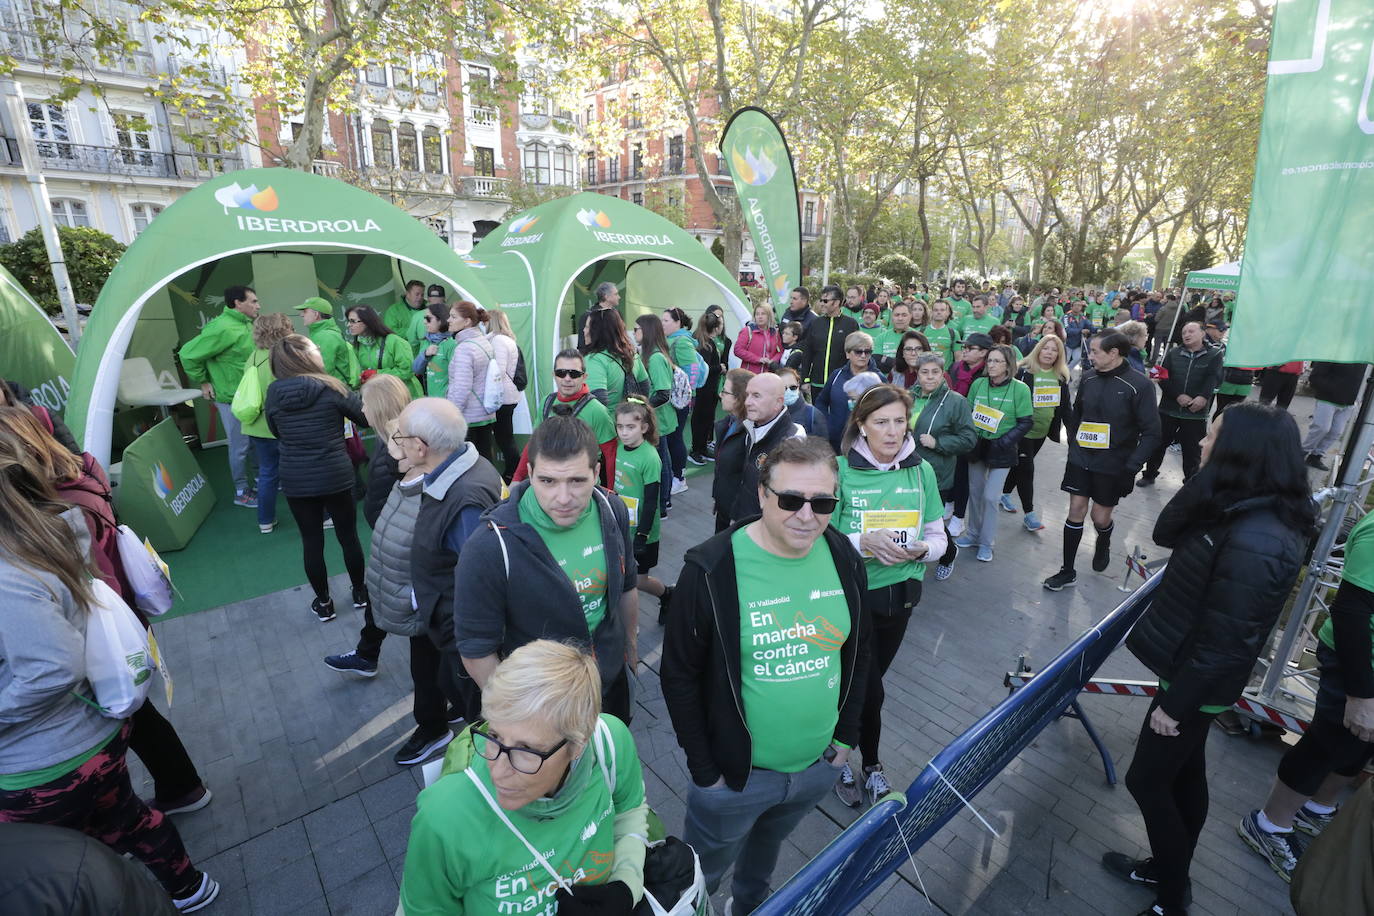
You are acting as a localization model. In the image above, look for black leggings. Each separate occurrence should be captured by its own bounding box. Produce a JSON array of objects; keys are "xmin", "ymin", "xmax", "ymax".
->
[
  {"xmin": 690, "ymin": 389, "xmax": 719, "ymax": 457},
  {"xmin": 492, "ymin": 404, "xmax": 521, "ymax": 479},
  {"xmin": 286, "ymin": 489, "xmax": 366, "ymax": 600},
  {"xmin": 1212, "ymin": 392, "xmax": 1247, "ymax": 420},
  {"xmin": 466, "ymin": 423, "xmax": 496, "ymax": 464},
  {"xmin": 952, "ymin": 458, "xmax": 970, "ymax": 517},
  {"xmin": 129, "ymin": 701, "xmax": 203, "ymax": 803},
  {"xmin": 1258, "ymin": 369, "xmax": 1298, "ymax": 410},
  {"xmin": 1001, "ymin": 436, "xmax": 1046, "ymax": 512},
  {"xmin": 1125, "ymin": 697, "xmax": 1216, "ymax": 909},
  {"xmin": 859, "ymin": 583, "xmax": 919, "ymax": 768}
]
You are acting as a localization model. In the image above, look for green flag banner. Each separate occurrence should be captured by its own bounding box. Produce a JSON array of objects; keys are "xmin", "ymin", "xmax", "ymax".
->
[
  {"xmin": 0, "ymin": 263, "xmax": 75, "ymax": 415},
  {"xmin": 721, "ymin": 107, "xmax": 802, "ymax": 314},
  {"xmin": 1228, "ymin": 0, "xmax": 1374, "ymax": 365}
]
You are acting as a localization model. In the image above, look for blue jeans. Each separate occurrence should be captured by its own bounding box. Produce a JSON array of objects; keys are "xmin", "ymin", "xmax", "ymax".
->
[
  {"xmin": 251, "ymin": 436, "xmax": 279, "ymax": 527},
  {"xmin": 214, "ymin": 401, "xmax": 251, "ymax": 494},
  {"xmin": 683, "ymin": 758, "xmax": 838, "ymax": 913}
]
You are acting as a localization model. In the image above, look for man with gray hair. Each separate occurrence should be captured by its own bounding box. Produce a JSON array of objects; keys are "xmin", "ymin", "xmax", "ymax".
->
[
  {"xmin": 382, "ymin": 398, "xmax": 503, "ymax": 765},
  {"xmin": 594, "ymin": 281, "xmax": 621, "ymax": 311}
]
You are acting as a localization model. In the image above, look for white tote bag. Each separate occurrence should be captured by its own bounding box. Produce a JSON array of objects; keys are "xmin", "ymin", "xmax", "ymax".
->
[
  {"xmin": 82, "ymin": 579, "xmax": 154, "ymax": 718},
  {"xmin": 114, "ymin": 524, "xmax": 176, "ymax": 616}
]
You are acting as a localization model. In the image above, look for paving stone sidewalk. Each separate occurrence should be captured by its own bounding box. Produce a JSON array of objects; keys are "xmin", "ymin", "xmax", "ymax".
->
[{"xmin": 130, "ymin": 396, "xmax": 1332, "ymax": 915}]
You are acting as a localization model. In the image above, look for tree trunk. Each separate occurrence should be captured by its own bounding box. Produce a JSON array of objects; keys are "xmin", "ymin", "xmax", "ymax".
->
[{"xmin": 917, "ymin": 175, "xmax": 932, "ymax": 280}]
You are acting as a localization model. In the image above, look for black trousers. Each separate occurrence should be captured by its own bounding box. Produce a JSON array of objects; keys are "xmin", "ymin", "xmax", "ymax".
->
[
  {"xmin": 356, "ymin": 603, "xmax": 388, "ymax": 662},
  {"xmin": 1001, "ymin": 436, "xmax": 1046, "ymax": 512},
  {"xmin": 129, "ymin": 701, "xmax": 203, "ymax": 803},
  {"xmin": 1125, "ymin": 697, "xmax": 1217, "ymax": 909},
  {"xmin": 1277, "ymin": 644, "xmax": 1374, "ymax": 795},
  {"xmin": 492, "ymin": 404, "xmax": 521, "ymax": 480},
  {"xmin": 408, "ymin": 635, "xmax": 454, "ymax": 735},
  {"xmin": 690, "ymin": 389, "xmax": 719, "ymax": 457},
  {"xmin": 951, "ymin": 457, "xmax": 970, "ymax": 517},
  {"xmin": 1258, "ymin": 369, "xmax": 1298, "ymax": 410},
  {"xmin": 466, "ymin": 423, "xmax": 496, "ymax": 464},
  {"xmin": 1144, "ymin": 413, "xmax": 1207, "ymax": 481},
  {"xmin": 1212, "ymin": 392, "xmax": 1247, "ymax": 419},
  {"xmin": 858, "ymin": 582, "xmax": 920, "ymax": 768},
  {"xmin": 285, "ymin": 489, "xmax": 366, "ymax": 600}
]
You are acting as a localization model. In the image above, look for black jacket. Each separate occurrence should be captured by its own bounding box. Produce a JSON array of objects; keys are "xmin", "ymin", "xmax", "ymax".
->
[
  {"xmin": 363, "ymin": 437, "xmax": 401, "ymax": 528},
  {"xmin": 1127, "ymin": 476, "xmax": 1312, "ymax": 718},
  {"xmin": 786, "ymin": 397, "xmax": 829, "ymax": 441},
  {"xmin": 265, "ymin": 376, "xmax": 367, "ymax": 498},
  {"xmin": 1157, "ymin": 343, "xmax": 1224, "ymax": 417},
  {"xmin": 1308, "ymin": 361, "xmax": 1367, "ymax": 407},
  {"xmin": 0, "ymin": 822, "xmax": 178, "ymax": 915},
  {"xmin": 798, "ymin": 313, "xmax": 860, "ymax": 387},
  {"xmin": 1065, "ymin": 360, "xmax": 1161, "ymax": 477},
  {"xmin": 662, "ymin": 522, "xmax": 870, "ymax": 790},
  {"xmin": 728, "ymin": 411, "xmax": 806, "ymax": 523},
  {"xmin": 712, "ymin": 415, "xmax": 747, "ymax": 520}
]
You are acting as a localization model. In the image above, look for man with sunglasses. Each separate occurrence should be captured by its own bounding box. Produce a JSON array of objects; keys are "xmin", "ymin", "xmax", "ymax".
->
[
  {"xmin": 663, "ymin": 436, "xmax": 870, "ymax": 916},
  {"xmin": 798, "ymin": 284, "xmax": 859, "ymax": 397},
  {"xmin": 510, "ymin": 349, "xmax": 617, "ymax": 487}
]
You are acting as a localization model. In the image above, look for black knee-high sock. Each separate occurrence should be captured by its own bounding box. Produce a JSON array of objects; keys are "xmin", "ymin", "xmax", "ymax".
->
[
  {"xmin": 1063, "ymin": 521, "xmax": 1084, "ymax": 571},
  {"xmin": 1095, "ymin": 522, "xmax": 1114, "ymax": 542}
]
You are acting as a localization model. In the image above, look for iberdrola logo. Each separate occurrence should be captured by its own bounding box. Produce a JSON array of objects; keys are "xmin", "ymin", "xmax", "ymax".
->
[
  {"xmin": 773, "ymin": 274, "xmax": 790, "ymax": 300},
  {"xmin": 152, "ymin": 462, "xmax": 174, "ymax": 499},
  {"xmin": 215, "ymin": 182, "xmax": 279, "ymax": 213},
  {"xmin": 508, "ymin": 215, "xmax": 539, "ymax": 234},
  {"xmin": 731, "ymin": 147, "xmax": 777, "ymax": 186},
  {"xmin": 576, "ymin": 208, "xmax": 612, "ymax": 229},
  {"xmin": 462, "ymin": 257, "xmax": 487, "ymax": 269}
]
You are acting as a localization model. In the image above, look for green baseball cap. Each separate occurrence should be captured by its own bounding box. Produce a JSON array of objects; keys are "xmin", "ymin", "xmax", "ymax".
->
[{"xmin": 294, "ymin": 296, "xmax": 332, "ymax": 317}]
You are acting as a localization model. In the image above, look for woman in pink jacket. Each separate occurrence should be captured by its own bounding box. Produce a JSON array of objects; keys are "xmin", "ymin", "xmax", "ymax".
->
[
  {"xmin": 732, "ymin": 302, "xmax": 784, "ymax": 374},
  {"xmin": 445, "ymin": 300, "xmax": 497, "ymax": 461}
]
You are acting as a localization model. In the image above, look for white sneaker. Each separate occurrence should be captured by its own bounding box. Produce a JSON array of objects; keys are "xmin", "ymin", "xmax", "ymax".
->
[
  {"xmin": 173, "ymin": 873, "xmax": 220, "ymax": 912},
  {"xmin": 833, "ymin": 762, "xmax": 862, "ymax": 807},
  {"xmin": 671, "ymin": 477, "xmax": 689, "ymax": 495},
  {"xmin": 864, "ymin": 764, "xmax": 893, "ymax": 806},
  {"xmin": 948, "ymin": 516, "xmax": 966, "ymax": 538}
]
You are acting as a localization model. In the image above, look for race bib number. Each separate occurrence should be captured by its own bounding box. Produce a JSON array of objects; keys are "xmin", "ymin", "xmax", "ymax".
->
[
  {"xmin": 1033, "ymin": 385, "xmax": 1060, "ymax": 407},
  {"xmin": 971, "ymin": 403, "xmax": 1004, "ymax": 433},
  {"xmin": 621, "ymin": 495, "xmax": 639, "ymax": 526},
  {"xmin": 860, "ymin": 510, "xmax": 922, "ymax": 557},
  {"xmin": 1077, "ymin": 422, "xmax": 1111, "ymax": 449}
]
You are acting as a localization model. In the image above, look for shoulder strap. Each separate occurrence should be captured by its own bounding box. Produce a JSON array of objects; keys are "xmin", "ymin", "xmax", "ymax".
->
[
  {"xmin": 464, "ymin": 769, "xmax": 574, "ymax": 894},
  {"xmin": 593, "ymin": 717, "xmax": 616, "ymax": 794},
  {"xmin": 491, "ymin": 521, "xmax": 510, "ymax": 580}
]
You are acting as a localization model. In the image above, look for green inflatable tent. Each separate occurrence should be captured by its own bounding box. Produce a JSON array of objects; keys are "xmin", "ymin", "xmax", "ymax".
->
[
  {"xmin": 467, "ymin": 192, "xmax": 750, "ymax": 408},
  {"xmin": 0, "ymin": 262, "xmax": 75, "ymax": 415},
  {"xmin": 66, "ymin": 167, "xmax": 495, "ymax": 467}
]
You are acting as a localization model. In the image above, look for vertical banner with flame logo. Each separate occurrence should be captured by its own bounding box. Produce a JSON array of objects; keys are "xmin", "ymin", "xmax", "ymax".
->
[{"xmin": 720, "ymin": 107, "xmax": 802, "ymax": 315}]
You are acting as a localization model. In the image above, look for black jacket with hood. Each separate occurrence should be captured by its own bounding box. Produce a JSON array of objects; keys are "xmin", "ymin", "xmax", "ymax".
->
[
  {"xmin": 1064, "ymin": 359, "xmax": 1161, "ymax": 478},
  {"xmin": 1308, "ymin": 361, "xmax": 1367, "ymax": 407},
  {"xmin": 1127, "ymin": 470, "xmax": 1313, "ymax": 718},
  {"xmin": 265, "ymin": 375, "xmax": 367, "ymax": 498},
  {"xmin": 662, "ymin": 521, "xmax": 871, "ymax": 791}
]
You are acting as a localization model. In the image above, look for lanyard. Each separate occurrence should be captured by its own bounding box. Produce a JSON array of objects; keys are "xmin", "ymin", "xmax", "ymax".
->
[{"xmin": 979, "ymin": 378, "xmax": 1014, "ymax": 414}]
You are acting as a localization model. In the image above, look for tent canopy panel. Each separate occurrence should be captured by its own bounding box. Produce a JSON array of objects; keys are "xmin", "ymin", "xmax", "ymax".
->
[
  {"xmin": 0, "ymin": 262, "xmax": 76, "ymax": 416},
  {"xmin": 1184, "ymin": 260, "xmax": 1242, "ymax": 292}
]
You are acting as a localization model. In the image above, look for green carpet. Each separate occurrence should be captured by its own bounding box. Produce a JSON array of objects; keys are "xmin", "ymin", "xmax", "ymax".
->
[{"xmin": 155, "ymin": 445, "xmax": 373, "ymax": 622}]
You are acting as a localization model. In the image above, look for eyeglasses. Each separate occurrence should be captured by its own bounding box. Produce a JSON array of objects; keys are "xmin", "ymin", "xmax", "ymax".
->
[
  {"xmin": 764, "ymin": 484, "xmax": 838, "ymax": 515},
  {"xmin": 848, "ymin": 348, "xmax": 872, "ymax": 356},
  {"xmin": 390, "ymin": 433, "xmax": 424, "ymax": 447},
  {"xmin": 902, "ymin": 346, "xmax": 924, "ymax": 353},
  {"xmin": 553, "ymin": 368, "xmax": 585, "ymax": 379},
  {"xmin": 470, "ymin": 722, "xmax": 568, "ymax": 774}
]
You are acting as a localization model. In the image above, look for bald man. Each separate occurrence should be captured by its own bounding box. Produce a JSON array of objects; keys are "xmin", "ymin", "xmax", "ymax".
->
[{"xmin": 727, "ymin": 372, "xmax": 807, "ymax": 523}]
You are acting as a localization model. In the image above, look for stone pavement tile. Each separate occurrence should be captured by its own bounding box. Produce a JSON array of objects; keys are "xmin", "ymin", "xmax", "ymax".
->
[
  {"xmin": 360, "ymin": 769, "xmax": 421, "ymax": 823},
  {"xmin": 263, "ymin": 736, "xmax": 312, "ymax": 823},
  {"xmin": 201, "ymin": 845, "xmax": 248, "ymax": 896},
  {"xmin": 325, "ymin": 862, "xmax": 401, "ymax": 915},
  {"xmin": 314, "ymin": 826, "xmax": 386, "ymax": 892},
  {"xmin": 203, "ymin": 886, "xmax": 256, "ymax": 916},
  {"xmin": 246, "ymin": 852, "xmax": 324, "ymax": 916},
  {"xmin": 240, "ymin": 819, "xmax": 311, "ymax": 879},
  {"xmin": 237, "ymin": 757, "xmax": 279, "ymax": 837},
  {"xmin": 303, "ymin": 794, "xmax": 368, "ymax": 848},
  {"xmin": 373, "ymin": 805, "xmax": 415, "ymax": 862}
]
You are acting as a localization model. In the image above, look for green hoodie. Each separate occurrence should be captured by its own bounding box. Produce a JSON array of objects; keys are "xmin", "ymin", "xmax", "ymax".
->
[
  {"xmin": 178, "ymin": 306, "xmax": 254, "ymax": 403},
  {"xmin": 384, "ymin": 300, "xmax": 423, "ymax": 338},
  {"xmin": 909, "ymin": 384, "xmax": 977, "ymax": 491},
  {"xmin": 355, "ymin": 334, "xmax": 422, "ymax": 397},
  {"xmin": 308, "ymin": 318, "xmax": 359, "ymax": 388},
  {"xmin": 401, "ymin": 716, "xmax": 649, "ymax": 915}
]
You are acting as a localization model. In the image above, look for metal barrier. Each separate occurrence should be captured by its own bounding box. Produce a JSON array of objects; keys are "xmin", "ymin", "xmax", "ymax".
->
[{"xmin": 755, "ymin": 571, "xmax": 1165, "ymax": 916}]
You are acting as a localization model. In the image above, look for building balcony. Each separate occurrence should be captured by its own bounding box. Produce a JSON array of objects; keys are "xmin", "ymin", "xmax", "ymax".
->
[
  {"xmin": 0, "ymin": 26, "xmax": 156, "ymax": 80},
  {"xmin": 312, "ymin": 159, "xmax": 344, "ymax": 178},
  {"xmin": 461, "ymin": 175, "xmax": 510, "ymax": 200},
  {"xmin": 10, "ymin": 140, "xmax": 241, "ymax": 180},
  {"xmin": 467, "ymin": 106, "xmax": 499, "ymax": 130},
  {"xmin": 357, "ymin": 166, "xmax": 456, "ymax": 196}
]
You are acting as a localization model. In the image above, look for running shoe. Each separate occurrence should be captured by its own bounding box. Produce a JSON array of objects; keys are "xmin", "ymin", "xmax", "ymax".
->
[
  {"xmin": 686, "ymin": 453, "xmax": 707, "ymax": 466},
  {"xmin": 259, "ymin": 521, "xmax": 276, "ymax": 534},
  {"xmin": 352, "ymin": 585, "xmax": 370, "ymax": 609},
  {"xmin": 394, "ymin": 727, "xmax": 454, "ymax": 766},
  {"xmin": 976, "ymin": 545, "xmax": 994, "ymax": 562},
  {"xmin": 324, "ymin": 651, "xmax": 378, "ymax": 678},
  {"xmin": 1023, "ymin": 511, "xmax": 1044, "ymax": 531},
  {"xmin": 948, "ymin": 516, "xmax": 966, "ymax": 537},
  {"xmin": 173, "ymin": 873, "xmax": 220, "ymax": 913},
  {"xmin": 1043, "ymin": 568, "xmax": 1077, "ymax": 591},
  {"xmin": 864, "ymin": 765, "xmax": 892, "ymax": 806},
  {"xmin": 671, "ymin": 477, "xmax": 689, "ymax": 495},
  {"xmin": 953, "ymin": 535, "xmax": 977, "ymax": 549},
  {"xmin": 156, "ymin": 785, "xmax": 213, "ymax": 816},
  {"xmin": 233, "ymin": 491, "xmax": 258, "ymax": 509},
  {"xmin": 1305, "ymin": 454, "xmax": 1330, "ymax": 471},
  {"xmin": 705, "ymin": 443, "xmax": 716, "ymax": 460},
  {"xmin": 1293, "ymin": 803, "xmax": 1339, "ymax": 838},
  {"xmin": 1101, "ymin": 851, "xmax": 1159, "ymax": 889},
  {"xmin": 311, "ymin": 597, "xmax": 337, "ymax": 623},
  {"xmin": 934, "ymin": 563, "xmax": 955, "ymax": 581},
  {"xmin": 1238, "ymin": 809, "xmax": 1300, "ymax": 883},
  {"xmin": 834, "ymin": 763, "xmax": 862, "ymax": 808},
  {"xmin": 998, "ymin": 494, "xmax": 1017, "ymax": 513},
  {"xmin": 1136, "ymin": 475, "xmax": 1156, "ymax": 487},
  {"xmin": 323, "ymin": 516, "xmax": 334, "ymax": 529}
]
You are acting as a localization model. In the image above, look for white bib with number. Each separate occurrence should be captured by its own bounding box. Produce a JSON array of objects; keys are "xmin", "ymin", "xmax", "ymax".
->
[
  {"xmin": 860, "ymin": 509, "xmax": 922, "ymax": 557},
  {"xmin": 1033, "ymin": 384, "xmax": 1060, "ymax": 407},
  {"xmin": 971, "ymin": 403, "xmax": 1005, "ymax": 433},
  {"xmin": 620, "ymin": 495, "xmax": 639, "ymax": 526},
  {"xmin": 1076, "ymin": 421, "xmax": 1111, "ymax": 449}
]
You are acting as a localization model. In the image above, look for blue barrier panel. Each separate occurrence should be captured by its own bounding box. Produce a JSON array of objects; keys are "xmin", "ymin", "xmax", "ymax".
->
[{"xmin": 754, "ymin": 570, "xmax": 1164, "ymax": 916}]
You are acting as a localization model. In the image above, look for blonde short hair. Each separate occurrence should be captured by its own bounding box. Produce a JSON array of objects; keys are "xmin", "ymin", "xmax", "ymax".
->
[
  {"xmin": 482, "ymin": 641, "xmax": 602, "ymax": 747},
  {"xmin": 844, "ymin": 330, "xmax": 874, "ymax": 353},
  {"xmin": 361, "ymin": 373, "xmax": 411, "ymax": 432},
  {"xmin": 1118, "ymin": 319, "xmax": 1148, "ymax": 348}
]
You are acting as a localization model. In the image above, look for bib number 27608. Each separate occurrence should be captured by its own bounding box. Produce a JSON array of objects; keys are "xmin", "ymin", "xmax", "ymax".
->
[{"xmin": 1076, "ymin": 422, "xmax": 1111, "ymax": 449}]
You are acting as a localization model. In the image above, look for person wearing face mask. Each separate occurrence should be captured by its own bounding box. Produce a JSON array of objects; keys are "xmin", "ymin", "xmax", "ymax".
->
[
  {"xmin": 401, "ymin": 640, "xmax": 650, "ymax": 916},
  {"xmin": 815, "ymin": 331, "xmax": 879, "ymax": 453},
  {"xmin": 954, "ymin": 344, "xmax": 1033, "ymax": 563},
  {"xmin": 779, "ymin": 366, "xmax": 828, "ymax": 440},
  {"xmin": 830, "ymin": 384, "xmax": 945, "ymax": 810}
]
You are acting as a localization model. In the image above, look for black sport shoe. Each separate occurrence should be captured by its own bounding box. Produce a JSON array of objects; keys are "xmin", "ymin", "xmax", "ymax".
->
[
  {"xmin": 1043, "ymin": 568, "xmax": 1077, "ymax": 591},
  {"xmin": 324, "ymin": 651, "xmax": 378, "ymax": 678},
  {"xmin": 1305, "ymin": 453, "xmax": 1330, "ymax": 471},
  {"xmin": 311, "ymin": 597, "xmax": 336, "ymax": 622},
  {"xmin": 394, "ymin": 727, "xmax": 453, "ymax": 766},
  {"xmin": 352, "ymin": 586, "xmax": 370, "ymax": 609},
  {"xmin": 1136, "ymin": 474, "xmax": 1156, "ymax": 487},
  {"xmin": 687, "ymin": 453, "xmax": 707, "ymax": 466},
  {"xmin": 1092, "ymin": 536, "xmax": 1112, "ymax": 572},
  {"xmin": 1102, "ymin": 851, "xmax": 1159, "ymax": 888}
]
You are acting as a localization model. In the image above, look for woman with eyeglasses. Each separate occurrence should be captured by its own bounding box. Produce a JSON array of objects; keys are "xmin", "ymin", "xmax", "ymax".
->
[
  {"xmin": 346, "ymin": 306, "xmax": 422, "ymax": 398},
  {"xmin": 814, "ymin": 331, "xmax": 879, "ymax": 453},
  {"xmin": 411, "ymin": 302, "xmax": 455, "ymax": 397},
  {"xmin": 954, "ymin": 344, "xmax": 1033, "ymax": 563},
  {"xmin": 401, "ymin": 640, "xmax": 650, "ymax": 915},
  {"xmin": 510, "ymin": 349, "xmax": 617, "ymax": 488},
  {"xmin": 830, "ymin": 385, "xmax": 946, "ymax": 810},
  {"xmin": 888, "ymin": 331, "xmax": 933, "ymax": 390}
]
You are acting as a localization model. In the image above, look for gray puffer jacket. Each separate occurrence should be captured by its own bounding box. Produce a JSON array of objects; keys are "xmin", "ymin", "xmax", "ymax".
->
[{"xmin": 366, "ymin": 475, "xmax": 425, "ymax": 636}]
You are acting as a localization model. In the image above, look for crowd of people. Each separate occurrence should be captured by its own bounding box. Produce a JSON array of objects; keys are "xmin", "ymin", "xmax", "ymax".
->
[{"xmin": 1, "ymin": 273, "xmax": 1369, "ymax": 916}]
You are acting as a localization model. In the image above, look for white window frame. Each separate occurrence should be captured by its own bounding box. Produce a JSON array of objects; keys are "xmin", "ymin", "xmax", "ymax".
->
[
  {"xmin": 111, "ymin": 110, "xmax": 156, "ymax": 166},
  {"xmin": 27, "ymin": 100, "xmax": 73, "ymax": 160},
  {"xmin": 129, "ymin": 202, "xmax": 164, "ymax": 235},
  {"xmin": 52, "ymin": 198, "xmax": 91, "ymax": 228}
]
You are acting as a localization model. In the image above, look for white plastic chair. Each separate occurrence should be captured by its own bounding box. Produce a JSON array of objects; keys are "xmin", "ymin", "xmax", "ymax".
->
[{"xmin": 117, "ymin": 357, "xmax": 201, "ymax": 418}]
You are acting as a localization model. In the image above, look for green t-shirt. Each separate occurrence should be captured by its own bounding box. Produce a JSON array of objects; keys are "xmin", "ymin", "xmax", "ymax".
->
[
  {"xmin": 1319, "ymin": 512, "xmax": 1374, "ymax": 661},
  {"xmin": 957, "ymin": 313, "xmax": 999, "ymax": 339},
  {"xmin": 871, "ymin": 327, "xmax": 902, "ymax": 361},
  {"xmin": 967, "ymin": 377, "xmax": 1033, "ymax": 439},
  {"xmin": 400, "ymin": 715, "xmax": 646, "ymax": 916},
  {"xmin": 1087, "ymin": 303, "xmax": 1112, "ymax": 326},
  {"xmin": 424, "ymin": 336, "xmax": 457, "ymax": 397},
  {"xmin": 558, "ymin": 394, "xmax": 616, "ymax": 445},
  {"xmin": 518, "ymin": 489, "xmax": 608, "ymax": 634},
  {"xmin": 1025, "ymin": 369, "xmax": 1063, "ymax": 439},
  {"xmin": 833, "ymin": 455, "xmax": 944, "ymax": 588},
  {"xmin": 733, "ymin": 528, "xmax": 851, "ymax": 772},
  {"xmin": 948, "ymin": 297, "xmax": 972, "ymax": 320},
  {"xmin": 614, "ymin": 441, "xmax": 662, "ymax": 544},
  {"xmin": 924, "ymin": 324, "xmax": 958, "ymax": 370},
  {"xmin": 644, "ymin": 351, "xmax": 679, "ymax": 435}
]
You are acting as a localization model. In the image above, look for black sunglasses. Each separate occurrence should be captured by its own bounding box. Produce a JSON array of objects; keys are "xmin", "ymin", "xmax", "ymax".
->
[
  {"xmin": 765, "ymin": 484, "xmax": 838, "ymax": 515},
  {"xmin": 553, "ymin": 368, "xmax": 585, "ymax": 379},
  {"xmin": 849, "ymin": 348, "xmax": 873, "ymax": 356},
  {"xmin": 470, "ymin": 721, "xmax": 568, "ymax": 775}
]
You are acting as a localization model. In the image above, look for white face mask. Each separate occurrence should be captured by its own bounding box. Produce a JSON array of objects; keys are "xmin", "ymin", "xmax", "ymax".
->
[{"xmin": 783, "ymin": 388, "xmax": 800, "ymax": 407}]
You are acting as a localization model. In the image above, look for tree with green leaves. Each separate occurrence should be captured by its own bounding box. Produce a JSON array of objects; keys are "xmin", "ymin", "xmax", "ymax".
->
[{"xmin": 0, "ymin": 227, "xmax": 125, "ymax": 314}]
